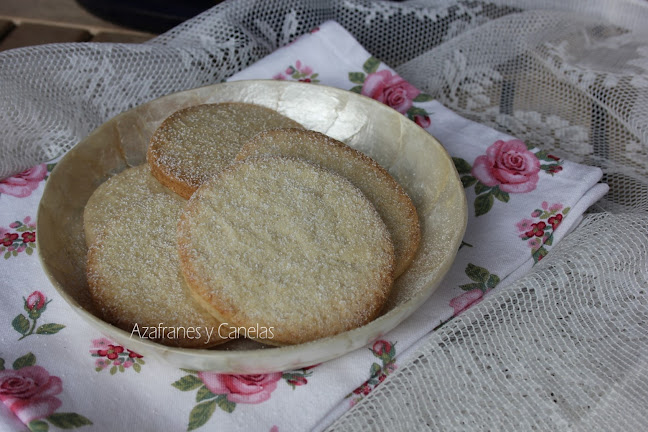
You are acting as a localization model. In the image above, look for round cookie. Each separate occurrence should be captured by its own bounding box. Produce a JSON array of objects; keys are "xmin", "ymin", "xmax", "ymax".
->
[
  {"xmin": 236, "ymin": 128, "xmax": 420, "ymax": 278},
  {"xmin": 86, "ymin": 191, "xmax": 228, "ymax": 348},
  {"xmin": 83, "ymin": 164, "xmax": 180, "ymax": 246},
  {"xmin": 177, "ymin": 156, "xmax": 395, "ymax": 346},
  {"xmin": 147, "ymin": 102, "xmax": 303, "ymax": 198}
]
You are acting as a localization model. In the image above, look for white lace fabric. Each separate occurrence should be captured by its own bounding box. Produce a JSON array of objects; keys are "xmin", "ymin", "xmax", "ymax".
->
[{"xmin": 1, "ymin": 1, "xmax": 647, "ymax": 430}]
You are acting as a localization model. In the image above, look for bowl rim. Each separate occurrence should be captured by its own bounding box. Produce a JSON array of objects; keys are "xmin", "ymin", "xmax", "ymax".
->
[{"xmin": 37, "ymin": 79, "xmax": 467, "ymax": 372}]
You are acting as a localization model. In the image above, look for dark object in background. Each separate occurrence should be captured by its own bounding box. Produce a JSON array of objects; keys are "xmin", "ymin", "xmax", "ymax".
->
[{"xmin": 76, "ymin": 0, "xmax": 220, "ymax": 34}]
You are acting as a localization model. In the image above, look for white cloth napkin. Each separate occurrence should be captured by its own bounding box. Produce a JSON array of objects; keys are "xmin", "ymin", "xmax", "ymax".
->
[{"xmin": 0, "ymin": 20, "xmax": 607, "ymax": 432}]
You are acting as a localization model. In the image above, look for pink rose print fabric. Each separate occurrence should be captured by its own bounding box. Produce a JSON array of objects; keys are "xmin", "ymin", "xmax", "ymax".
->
[
  {"xmin": 0, "ymin": 365, "xmax": 62, "ymax": 423},
  {"xmin": 361, "ymin": 70, "xmax": 420, "ymax": 115},
  {"xmin": 453, "ymin": 140, "xmax": 565, "ymax": 216},
  {"xmin": 273, "ymin": 60, "xmax": 320, "ymax": 83},
  {"xmin": 347, "ymin": 340, "xmax": 397, "ymax": 407},
  {"xmin": 25, "ymin": 291, "xmax": 46, "ymax": 311},
  {"xmin": 450, "ymin": 289, "xmax": 484, "ymax": 315},
  {"xmin": 198, "ymin": 372, "xmax": 282, "ymax": 404},
  {"xmin": 12, "ymin": 290, "xmax": 65, "ymax": 340},
  {"xmin": 173, "ymin": 368, "xmax": 313, "ymax": 430},
  {"xmin": 472, "ymin": 139, "xmax": 540, "ymax": 194},
  {"xmin": 449, "ymin": 264, "xmax": 500, "ymax": 316},
  {"xmin": 0, "ymin": 353, "xmax": 91, "ymax": 429},
  {"xmin": 347, "ymin": 56, "xmax": 433, "ymax": 127},
  {"xmin": 0, "ymin": 164, "xmax": 48, "ymax": 198}
]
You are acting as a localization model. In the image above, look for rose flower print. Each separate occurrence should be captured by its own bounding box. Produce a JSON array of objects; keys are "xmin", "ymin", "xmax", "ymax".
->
[
  {"xmin": 11, "ymin": 291, "xmax": 65, "ymax": 340},
  {"xmin": 453, "ymin": 140, "xmax": 565, "ymax": 216},
  {"xmin": 173, "ymin": 367, "xmax": 313, "ymax": 430},
  {"xmin": 471, "ymin": 139, "xmax": 540, "ymax": 194},
  {"xmin": 0, "ymin": 366, "xmax": 63, "ymax": 424},
  {"xmin": 0, "ymin": 353, "xmax": 92, "ymax": 429},
  {"xmin": 348, "ymin": 56, "xmax": 433, "ymax": 128},
  {"xmin": 0, "ymin": 164, "xmax": 48, "ymax": 198},
  {"xmin": 361, "ymin": 70, "xmax": 421, "ymax": 115},
  {"xmin": 198, "ymin": 373, "xmax": 282, "ymax": 405}
]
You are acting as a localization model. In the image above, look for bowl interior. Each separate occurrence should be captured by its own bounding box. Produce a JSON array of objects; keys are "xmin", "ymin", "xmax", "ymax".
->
[{"xmin": 37, "ymin": 80, "xmax": 466, "ymax": 373}]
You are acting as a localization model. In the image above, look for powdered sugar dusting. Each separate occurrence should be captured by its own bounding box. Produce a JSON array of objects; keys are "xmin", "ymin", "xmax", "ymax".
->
[
  {"xmin": 86, "ymin": 184, "xmax": 225, "ymax": 348},
  {"xmin": 178, "ymin": 157, "xmax": 395, "ymax": 345},
  {"xmin": 148, "ymin": 103, "xmax": 303, "ymax": 190},
  {"xmin": 83, "ymin": 164, "xmax": 180, "ymax": 246},
  {"xmin": 237, "ymin": 128, "xmax": 420, "ymax": 277}
]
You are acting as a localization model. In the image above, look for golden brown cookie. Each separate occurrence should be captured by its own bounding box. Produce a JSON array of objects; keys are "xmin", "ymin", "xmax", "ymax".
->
[
  {"xmin": 236, "ymin": 128, "xmax": 420, "ymax": 277},
  {"xmin": 147, "ymin": 102, "xmax": 303, "ymax": 198},
  {"xmin": 177, "ymin": 156, "xmax": 395, "ymax": 346},
  {"xmin": 86, "ymin": 189, "xmax": 228, "ymax": 348},
  {"xmin": 83, "ymin": 164, "xmax": 179, "ymax": 247}
]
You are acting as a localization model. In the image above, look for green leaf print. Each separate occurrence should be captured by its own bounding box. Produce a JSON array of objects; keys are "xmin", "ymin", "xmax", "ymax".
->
[
  {"xmin": 28, "ymin": 420, "xmax": 49, "ymax": 432},
  {"xmin": 465, "ymin": 263, "xmax": 490, "ymax": 283},
  {"xmin": 544, "ymin": 232, "xmax": 554, "ymax": 246},
  {"xmin": 13, "ymin": 352, "xmax": 36, "ymax": 369},
  {"xmin": 461, "ymin": 176, "xmax": 477, "ymax": 188},
  {"xmin": 492, "ymin": 187, "xmax": 510, "ymax": 203},
  {"xmin": 486, "ymin": 274, "xmax": 501, "ymax": 289},
  {"xmin": 46, "ymin": 412, "xmax": 93, "ymax": 429},
  {"xmin": 532, "ymin": 246, "xmax": 549, "ymax": 263},
  {"xmin": 215, "ymin": 395, "xmax": 236, "ymax": 413},
  {"xmin": 474, "ymin": 181, "xmax": 491, "ymax": 195},
  {"xmin": 36, "ymin": 323, "xmax": 66, "ymax": 335},
  {"xmin": 369, "ymin": 362, "xmax": 381, "ymax": 378},
  {"xmin": 452, "ymin": 157, "xmax": 472, "ymax": 175},
  {"xmin": 348, "ymin": 72, "xmax": 366, "ymax": 84},
  {"xmin": 459, "ymin": 264, "xmax": 501, "ymax": 293},
  {"xmin": 196, "ymin": 386, "xmax": 217, "ymax": 403},
  {"xmin": 12, "ymin": 314, "xmax": 30, "ymax": 335},
  {"xmin": 474, "ymin": 193, "xmax": 494, "ymax": 217},
  {"xmin": 406, "ymin": 106, "xmax": 428, "ymax": 117},
  {"xmin": 173, "ymin": 375, "xmax": 204, "ymax": 391},
  {"xmin": 459, "ymin": 282, "xmax": 484, "ymax": 292},
  {"xmin": 188, "ymin": 400, "xmax": 218, "ymax": 431},
  {"xmin": 413, "ymin": 93, "xmax": 434, "ymax": 102},
  {"xmin": 362, "ymin": 56, "xmax": 381, "ymax": 74}
]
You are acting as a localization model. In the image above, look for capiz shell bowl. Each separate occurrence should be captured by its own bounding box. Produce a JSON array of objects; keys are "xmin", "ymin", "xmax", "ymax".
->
[{"xmin": 37, "ymin": 80, "xmax": 467, "ymax": 373}]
